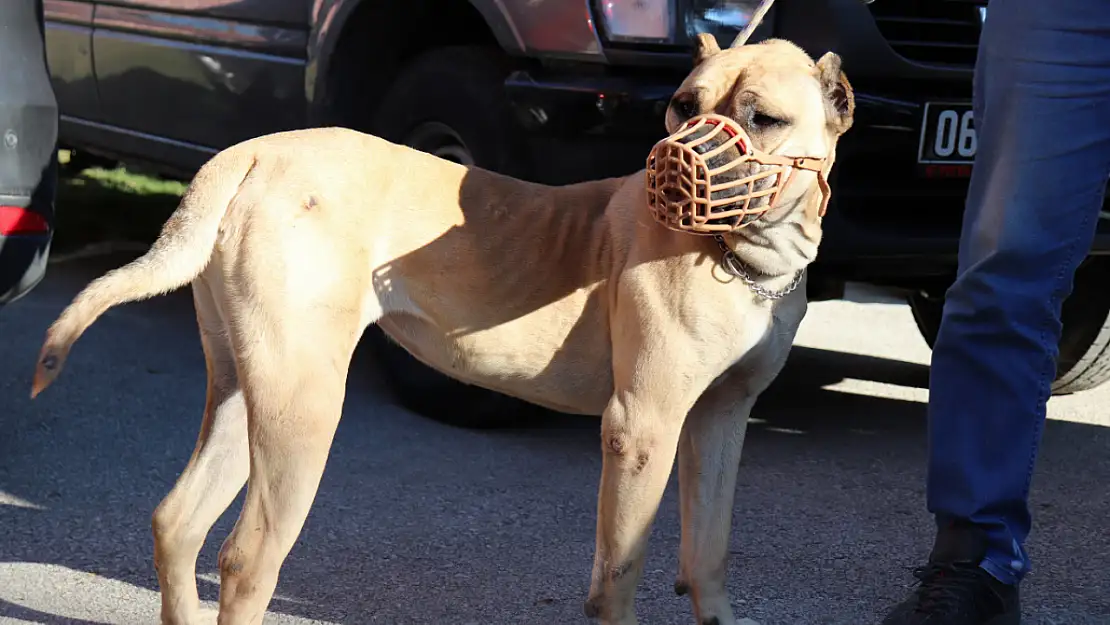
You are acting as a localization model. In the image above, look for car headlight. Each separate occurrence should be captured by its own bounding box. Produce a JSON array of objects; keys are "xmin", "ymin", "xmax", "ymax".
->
[
  {"xmin": 594, "ymin": 0, "xmax": 770, "ymax": 47},
  {"xmin": 595, "ymin": 0, "xmax": 675, "ymax": 43}
]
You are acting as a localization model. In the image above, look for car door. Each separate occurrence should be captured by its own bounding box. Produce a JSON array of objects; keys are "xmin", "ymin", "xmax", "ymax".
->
[
  {"xmin": 44, "ymin": 0, "xmax": 101, "ymax": 126},
  {"xmin": 90, "ymin": 0, "xmax": 312, "ymax": 167}
]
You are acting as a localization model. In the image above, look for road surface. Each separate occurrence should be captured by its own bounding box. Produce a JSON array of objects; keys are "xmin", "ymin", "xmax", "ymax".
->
[{"xmin": 1, "ymin": 248, "xmax": 1108, "ymax": 625}]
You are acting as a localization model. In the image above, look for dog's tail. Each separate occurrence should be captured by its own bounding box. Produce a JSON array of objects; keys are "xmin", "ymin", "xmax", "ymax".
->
[{"xmin": 30, "ymin": 153, "xmax": 259, "ymax": 399}]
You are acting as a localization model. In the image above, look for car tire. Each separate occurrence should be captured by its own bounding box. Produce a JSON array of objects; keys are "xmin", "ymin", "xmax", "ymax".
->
[
  {"xmin": 371, "ymin": 45, "xmax": 533, "ymax": 178},
  {"xmin": 361, "ymin": 45, "xmax": 542, "ymax": 429},
  {"xmin": 907, "ymin": 257, "xmax": 1110, "ymax": 395}
]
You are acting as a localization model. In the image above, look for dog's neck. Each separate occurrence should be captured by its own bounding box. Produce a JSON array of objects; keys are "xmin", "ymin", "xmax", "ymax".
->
[{"xmin": 716, "ymin": 190, "xmax": 823, "ymax": 296}]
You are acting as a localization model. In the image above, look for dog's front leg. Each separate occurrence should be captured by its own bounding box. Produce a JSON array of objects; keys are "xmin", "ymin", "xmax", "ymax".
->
[
  {"xmin": 584, "ymin": 383, "xmax": 701, "ymax": 625},
  {"xmin": 674, "ymin": 378, "xmax": 757, "ymax": 625}
]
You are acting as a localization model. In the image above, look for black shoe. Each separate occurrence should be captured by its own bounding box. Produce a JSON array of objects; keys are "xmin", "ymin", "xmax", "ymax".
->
[{"xmin": 881, "ymin": 522, "xmax": 1021, "ymax": 625}]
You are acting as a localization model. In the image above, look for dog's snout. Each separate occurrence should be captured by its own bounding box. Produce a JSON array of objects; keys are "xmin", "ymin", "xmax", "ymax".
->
[{"xmin": 670, "ymin": 92, "xmax": 700, "ymax": 121}]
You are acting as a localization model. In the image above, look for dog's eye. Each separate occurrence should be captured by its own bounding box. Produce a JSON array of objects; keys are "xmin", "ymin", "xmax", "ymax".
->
[
  {"xmin": 670, "ymin": 93, "xmax": 700, "ymax": 120},
  {"xmin": 752, "ymin": 112, "xmax": 787, "ymax": 128}
]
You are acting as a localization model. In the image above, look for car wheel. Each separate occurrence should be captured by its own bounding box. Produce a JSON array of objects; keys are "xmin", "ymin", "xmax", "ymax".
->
[
  {"xmin": 371, "ymin": 45, "xmax": 533, "ymax": 179},
  {"xmin": 907, "ymin": 257, "xmax": 1110, "ymax": 395},
  {"xmin": 362, "ymin": 46, "xmax": 542, "ymax": 429}
]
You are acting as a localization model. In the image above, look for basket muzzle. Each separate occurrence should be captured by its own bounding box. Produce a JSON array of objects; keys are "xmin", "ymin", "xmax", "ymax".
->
[{"xmin": 645, "ymin": 113, "xmax": 831, "ymax": 235}]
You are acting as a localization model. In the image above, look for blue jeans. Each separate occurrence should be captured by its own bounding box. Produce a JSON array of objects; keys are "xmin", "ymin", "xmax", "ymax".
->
[{"xmin": 926, "ymin": 0, "xmax": 1110, "ymax": 586}]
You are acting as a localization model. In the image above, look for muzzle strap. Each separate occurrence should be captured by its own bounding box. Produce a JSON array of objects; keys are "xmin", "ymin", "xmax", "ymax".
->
[{"xmin": 758, "ymin": 155, "xmax": 831, "ymax": 218}]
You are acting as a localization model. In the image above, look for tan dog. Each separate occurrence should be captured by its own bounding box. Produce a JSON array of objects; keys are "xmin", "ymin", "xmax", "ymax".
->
[{"xmin": 30, "ymin": 36, "xmax": 854, "ymax": 625}]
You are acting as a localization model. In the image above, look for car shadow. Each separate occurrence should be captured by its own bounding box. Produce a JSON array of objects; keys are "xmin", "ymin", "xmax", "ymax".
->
[
  {"xmin": 2, "ymin": 250, "xmax": 1108, "ymax": 624},
  {"xmin": 49, "ymin": 159, "xmax": 183, "ymax": 257}
]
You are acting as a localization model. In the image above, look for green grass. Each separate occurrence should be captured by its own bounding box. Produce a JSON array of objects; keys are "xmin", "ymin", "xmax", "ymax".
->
[
  {"xmin": 69, "ymin": 163, "xmax": 188, "ymax": 197},
  {"xmin": 53, "ymin": 150, "xmax": 186, "ymax": 253}
]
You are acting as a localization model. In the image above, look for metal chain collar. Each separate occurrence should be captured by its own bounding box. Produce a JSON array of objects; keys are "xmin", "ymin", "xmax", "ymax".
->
[{"xmin": 714, "ymin": 235, "xmax": 804, "ymax": 301}]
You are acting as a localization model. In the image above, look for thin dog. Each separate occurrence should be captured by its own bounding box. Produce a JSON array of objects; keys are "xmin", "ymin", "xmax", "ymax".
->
[{"xmin": 31, "ymin": 36, "xmax": 855, "ymax": 625}]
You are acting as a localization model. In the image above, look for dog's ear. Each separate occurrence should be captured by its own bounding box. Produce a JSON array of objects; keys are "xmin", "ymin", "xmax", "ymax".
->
[
  {"xmin": 816, "ymin": 51, "xmax": 855, "ymax": 135},
  {"xmin": 693, "ymin": 33, "xmax": 721, "ymax": 65}
]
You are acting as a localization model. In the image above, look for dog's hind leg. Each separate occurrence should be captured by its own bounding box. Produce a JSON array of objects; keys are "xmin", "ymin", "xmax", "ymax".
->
[
  {"xmin": 212, "ymin": 299, "xmax": 364, "ymax": 625},
  {"xmin": 674, "ymin": 381, "xmax": 756, "ymax": 625},
  {"xmin": 152, "ymin": 278, "xmax": 250, "ymax": 625}
]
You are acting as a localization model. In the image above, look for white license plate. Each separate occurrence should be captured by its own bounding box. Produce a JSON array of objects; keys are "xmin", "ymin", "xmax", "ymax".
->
[{"xmin": 918, "ymin": 102, "xmax": 977, "ymax": 165}]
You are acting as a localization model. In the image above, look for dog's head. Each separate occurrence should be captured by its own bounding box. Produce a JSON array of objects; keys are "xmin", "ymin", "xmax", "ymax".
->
[{"xmin": 656, "ymin": 36, "xmax": 854, "ymax": 233}]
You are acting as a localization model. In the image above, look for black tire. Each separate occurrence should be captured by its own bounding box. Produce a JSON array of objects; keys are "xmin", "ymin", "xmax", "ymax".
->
[
  {"xmin": 907, "ymin": 257, "xmax": 1110, "ymax": 395},
  {"xmin": 371, "ymin": 45, "xmax": 533, "ymax": 179},
  {"xmin": 361, "ymin": 46, "xmax": 541, "ymax": 429}
]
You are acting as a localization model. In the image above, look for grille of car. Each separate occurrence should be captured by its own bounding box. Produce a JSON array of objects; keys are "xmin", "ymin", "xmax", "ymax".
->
[{"xmin": 868, "ymin": 0, "xmax": 988, "ymax": 68}]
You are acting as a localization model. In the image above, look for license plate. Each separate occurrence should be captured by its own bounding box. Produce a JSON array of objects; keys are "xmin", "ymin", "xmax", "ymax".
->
[{"xmin": 918, "ymin": 102, "xmax": 977, "ymax": 165}]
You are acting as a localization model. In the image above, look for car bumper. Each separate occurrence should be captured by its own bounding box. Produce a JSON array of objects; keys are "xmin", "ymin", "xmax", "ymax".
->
[
  {"xmin": 0, "ymin": 232, "xmax": 52, "ymax": 306},
  {"xmin": 504, "ymin": 71, "xmax": 1110, "ymax": 284},
  {"xmin": 1, "ymin": 0, "xmax": 58, "ymax": 307}
]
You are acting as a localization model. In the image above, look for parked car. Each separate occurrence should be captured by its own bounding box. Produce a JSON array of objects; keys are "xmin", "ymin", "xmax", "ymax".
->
[
  {"xmin": 1, "ymin": 0, "xmax": 59, "ymax": 308},
  {"xmin": 41, "ymin": 0, "xmax": 1110, "ymax": 427}
]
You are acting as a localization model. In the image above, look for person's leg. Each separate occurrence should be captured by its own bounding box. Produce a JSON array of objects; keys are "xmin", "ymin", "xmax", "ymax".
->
[
  {"xmin": 928, "ymin": 0, "xmax": 1110, "ymax": 584},
  {"xmin": 884, "ymin": 1, "xmax": 1110, "ymax": 623}
]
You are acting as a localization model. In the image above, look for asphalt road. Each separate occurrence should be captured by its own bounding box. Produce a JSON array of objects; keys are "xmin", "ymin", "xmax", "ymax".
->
[{"xmin": 2, "ymin": 248, "xmax": 1109, "ymax": 625}]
